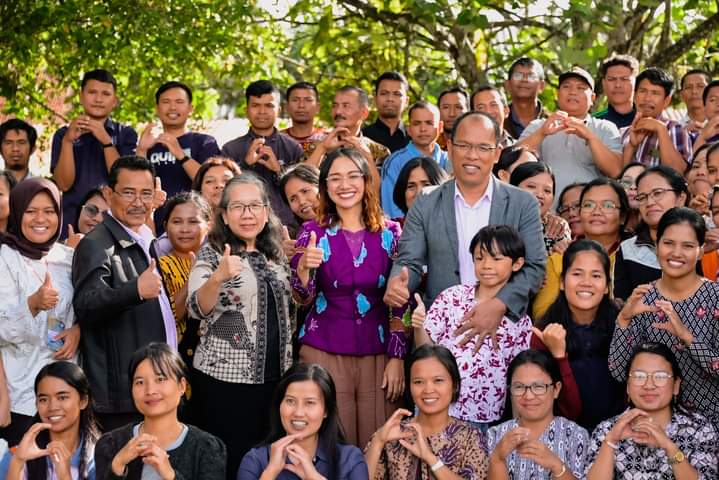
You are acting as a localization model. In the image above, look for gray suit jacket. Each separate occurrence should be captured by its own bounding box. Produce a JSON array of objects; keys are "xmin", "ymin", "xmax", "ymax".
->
[{"xmin": 391, "ymin": 177, "xmax": 546, "ymax": 319}]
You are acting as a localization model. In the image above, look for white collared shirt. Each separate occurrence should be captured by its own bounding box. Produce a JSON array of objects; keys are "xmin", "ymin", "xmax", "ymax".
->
[{"xmin": 454, "ymin": 178, "xmax": 494, "ymax": 285}]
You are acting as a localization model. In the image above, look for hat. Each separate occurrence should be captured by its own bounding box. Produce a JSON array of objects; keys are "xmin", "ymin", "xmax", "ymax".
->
[{"xmin": 558, "ymin": 66, "xmax": 595, "ymax": 91}]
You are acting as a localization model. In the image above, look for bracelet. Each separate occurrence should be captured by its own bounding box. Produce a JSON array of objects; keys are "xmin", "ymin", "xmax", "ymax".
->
[
  {"xmin": 102, "ymin": 142, "xmax": 114, "ymax": 149},
  {"xmin": 605, "ymin": 440, "xmax": 619, "ymax": 450},
  {"xmin": 552, "ymin": 464, "xmax": 566, "ymax": 478},
  {"xmin": 178, "ymin": 155, "xmax": 191, "ymax": 165},
  {"xmin": 430, "ymin": 459, "xmax": 445, "ymax": 472}
]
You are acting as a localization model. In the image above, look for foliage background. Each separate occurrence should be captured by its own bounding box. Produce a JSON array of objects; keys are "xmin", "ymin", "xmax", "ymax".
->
[{"xmin": 2, "ymin": 0, "xmax": 717, "ymax": 129}]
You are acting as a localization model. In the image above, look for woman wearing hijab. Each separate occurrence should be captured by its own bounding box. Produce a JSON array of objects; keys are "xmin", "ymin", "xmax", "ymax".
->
[{"xmin": 0, "ymin": 178, "xmax": 81, "ymax": 447}]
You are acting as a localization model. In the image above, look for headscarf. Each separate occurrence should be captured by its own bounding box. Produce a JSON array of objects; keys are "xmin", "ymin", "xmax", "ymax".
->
[{"xmin": 0, "ymin": 177, "xmax": 62, "ymax": 259}]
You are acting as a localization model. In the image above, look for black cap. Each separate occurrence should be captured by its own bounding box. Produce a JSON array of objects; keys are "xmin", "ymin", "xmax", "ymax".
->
[{"xmin": 558, "ymin": 66, "xmax": 595, "ymax": 91}]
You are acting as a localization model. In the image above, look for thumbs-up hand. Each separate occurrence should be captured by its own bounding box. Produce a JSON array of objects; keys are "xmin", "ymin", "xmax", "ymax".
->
[
  {"xmin": 410, "ymin": 293, "xmax": 426, "ymax": 330},
  {"xmin": 65, "ymin": 224, "xmax": 84, "ymax": 249},
  {"xmin": 29, "ymin": 272, "xmax": 60, "ymax": 314},
  {"xmin": 212, "ymin": 244, "xmax": 243, "ymax": 283},
  {"xmin": 298, "ymin": 231, "xmax": 324, "ymax": 273},
  {"xmin": 383, "ymin": 266, "xmax": 410, "ymax": 308},
  {"xmin": 281, "ymin": 226, "xmax": 296, "ymax": 259},
  {"xmin": 152, "ymin": 177, "xmax": 167, "ymax": 210},
  {"xmin": 531, "ymin": 323, "xmax": 567, "ymax": 359},
  {"xmin": 137, "ymin": 259, "xmax": 162, "ymax": 300}
]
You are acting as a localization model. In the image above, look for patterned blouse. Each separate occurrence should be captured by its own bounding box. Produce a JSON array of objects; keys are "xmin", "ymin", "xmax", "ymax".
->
[
  {"xmin": 366, "ymin": 417, "xmax": 489, "ymax": 480},
  {"xmin": 424, "ymin": 284, "xmax": 532, "ymax": 423},
  {"xmin": 609, "ymin": 280, "xmax": 719, "ymax": 430},
  {"xmin": 486, "ymin": 417, "xmax": 589, "ymax": 479},
  {"xmin": 186, "ymin": 244, "xmax": 293, "ymax": 384},
  {"xmin": 290, "ymin": 219, "xmax": 409, "ymax": 358},
  {"xmin": 585, "ymin": 409, "xmax": 719, "ymax": 479}
]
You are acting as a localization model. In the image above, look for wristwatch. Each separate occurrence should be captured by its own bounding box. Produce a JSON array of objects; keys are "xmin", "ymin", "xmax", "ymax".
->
[
  {"xmin": 178, "ymin": 155, "xmax": 191, "ymax": 165},
  {"xmin": 667, "ymin": 450, "xmax": 685, "ymax": 465},
  {"xmin": 102, "ymin": 142, "xmax": 114, "ymax": 149}
]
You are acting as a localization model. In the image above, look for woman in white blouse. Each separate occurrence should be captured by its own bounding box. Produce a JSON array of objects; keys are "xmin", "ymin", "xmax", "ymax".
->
[{"xmin": 0, "ymin": 178, "xmax": 80, "ymax": 447}]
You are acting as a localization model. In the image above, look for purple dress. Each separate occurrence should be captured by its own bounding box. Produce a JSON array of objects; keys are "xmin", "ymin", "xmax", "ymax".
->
[{"xmin": 290, "ymin": 219, "xmax": 408, "ymax": 358}]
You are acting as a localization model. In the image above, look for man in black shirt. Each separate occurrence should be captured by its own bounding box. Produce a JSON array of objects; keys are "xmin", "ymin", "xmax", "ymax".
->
[
  {"xmin": 594, "ymin": 54, "xmax": 639, "ymax": 129},
  {"xmin": 362, "ymin": 71, "xmax": 410, "ymax": 153}
]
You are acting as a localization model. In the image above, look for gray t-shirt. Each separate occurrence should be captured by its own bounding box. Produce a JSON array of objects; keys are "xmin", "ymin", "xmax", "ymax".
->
[
  {"xmin": 133, "ymin": 423, "xmax": 189, "ymax": 480},
  {"xmin": 520, "ymin": 115, "xmax": 622, "ymax": 207}
]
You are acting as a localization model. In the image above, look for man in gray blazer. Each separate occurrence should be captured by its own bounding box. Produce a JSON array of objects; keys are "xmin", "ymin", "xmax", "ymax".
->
[{"xmin": 385, "ymin": 111, "xmax": 546, "ymax": 346}]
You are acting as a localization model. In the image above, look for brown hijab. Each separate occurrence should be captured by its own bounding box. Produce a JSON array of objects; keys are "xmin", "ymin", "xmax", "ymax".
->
[{"xmin": 0, "ymin": 177, "xmax": 62, "ymax": 259}]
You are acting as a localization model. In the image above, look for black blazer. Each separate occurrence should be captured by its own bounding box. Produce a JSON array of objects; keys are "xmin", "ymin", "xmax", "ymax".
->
[{"xmin": 72, "ymin": 213, "xmax": 167, "ymax": 413}]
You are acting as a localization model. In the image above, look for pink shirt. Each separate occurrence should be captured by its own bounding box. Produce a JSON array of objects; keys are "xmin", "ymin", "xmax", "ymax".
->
[{"xmin": 454, "ymin": 179, "xmax": 493, "ymax": 285}]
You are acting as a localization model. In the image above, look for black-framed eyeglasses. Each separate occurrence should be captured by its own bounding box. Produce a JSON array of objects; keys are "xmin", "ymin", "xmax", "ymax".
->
[
  {"xmin": 557, "ymin": 203, "xmax": 580, "ymax": 215},
  {"xmin": 509, "ymin": 382, "xmax": 554, "ymax": 397},
  {"xmin": 81, "ymin": 204, "xmax": 107, "ymax": 218},
  {"xmin": 635, "ymin": 188, "xmax": 676, "ymax": 205},
  {"xmin": 227, "ymin": 202, "xmax": 267, "ymax": 215},
  {"xmin": 628, "ymin": 370, "xmax": 673, "ymax": 387}
]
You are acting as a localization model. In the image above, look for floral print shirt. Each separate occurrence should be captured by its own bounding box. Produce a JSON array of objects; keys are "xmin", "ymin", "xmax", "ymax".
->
[{"xmin": 425, "ymin": 284, "xmax": 532, "ymax": 422}]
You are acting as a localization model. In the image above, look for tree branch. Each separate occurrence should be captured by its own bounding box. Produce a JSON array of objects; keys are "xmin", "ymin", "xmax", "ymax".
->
[{"xmin": 647, "ymin": 10, "xmax": 719, "ymax": 68}]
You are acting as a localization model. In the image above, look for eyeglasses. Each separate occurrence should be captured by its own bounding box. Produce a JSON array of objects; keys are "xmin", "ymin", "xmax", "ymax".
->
[
  {"xmin": 452, "ymin": 142, "xmax": 498, "ymax": 154},
  {"xmin": 326, "ymin": 172, "xmax": 365, "ymax": 187},
  {"xmin": 112, "ymin": 189, "xmax": 155, "ymax": 203},
  {"xmin": 628, "ymin": 370, "xmax": 673, "ymax": 387},
  {"xmin": 509, "ymin": 382, "xmax": 553, "ymax": 397},
  {"xmin": 511, "ymin": 72, "xmax": 541, "ymax": 82},
  {"xmin": 81, "ymin": 204, "xmax": 107, "ymax": 218},
  {"xmin": 618, "ymin": 178, "xmax": 637, "ymax": 190},
  {"xmin": 557, "ymin": 202, "xmax": 580, "ymax": 216},
  {"xmin": 580, "ymin": 200, "xmax": 621, "ymax": 213},
  {"xmin": 227, "ymin": 202, "xmax": 267, "ymax": 215},
  {"xmin": 635, "ymin": 188, "xmax": 676, "ymax": 205}
]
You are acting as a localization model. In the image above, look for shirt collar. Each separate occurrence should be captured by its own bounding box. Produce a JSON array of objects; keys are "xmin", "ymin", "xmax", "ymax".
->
[
  {"xmin": 454, "ymin": 176, "xmax": 494, "ymax": 208},
  {"xmin": 509, "ymin": 100, "xmax": 543, "ymax": 125},
  {"xmin": 108, "ymin": 210, "xmax": 155, "ymax": 245},
  {"xmin": 373, "ymin": 118, "xmax": 406, "ymax": 135},
  {"xmin": 248, "ymin": 127, "xmax": 278, "ymax": 140}
]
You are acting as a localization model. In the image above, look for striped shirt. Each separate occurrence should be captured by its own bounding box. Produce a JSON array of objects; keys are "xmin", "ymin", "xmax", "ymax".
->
[{"xmin": 621, "ymin": 114, "xmax": 693, "ymax": 167}]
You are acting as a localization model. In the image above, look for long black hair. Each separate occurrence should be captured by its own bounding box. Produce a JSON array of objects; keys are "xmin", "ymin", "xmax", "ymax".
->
[
  {"xmin": 207, "ymin": 173, "xmax": 285, "ymax": 263},
  {"xmin": 27, "ymin": 362, "xmax": 100, "ymax": 480},
  {"xmin": 263, "ymin": 363, "xmax": 346, "ymax": 478},
  {"xmin": 392, "ymin": 156, "xmax": 447, "ymax": 214},
  {"xmin": 538, "ymin": 239, "xmax": 619, "ymax": 358}
]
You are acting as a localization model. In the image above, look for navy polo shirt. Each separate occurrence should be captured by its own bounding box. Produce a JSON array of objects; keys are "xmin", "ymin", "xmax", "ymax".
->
[
  {"xmin": 594, "ymin": 104, "xmax": 637, "ymax": 130},
  {"xmin": 147, "ymin": 131, "xmax": 221, "ymax": 231},
  {"xmin": 51, "ymin": 118, "xmax": 137, "ymax": 239}
]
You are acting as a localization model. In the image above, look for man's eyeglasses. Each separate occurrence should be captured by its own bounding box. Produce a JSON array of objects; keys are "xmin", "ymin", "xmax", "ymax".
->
[
  {"xmin": 635, "ymin": 188, "xmax": 676, "ymax": 205},
  {"xmin": 113, "ymin": 189, "xmax": 155, "ymax": 203},
  {"xmin": 509, "ymin": 382, "xmax": 553, "ymax": 397},
  {"xmin": 227, "ymin": 202, "xmax": 266, "ymax": 215},
  {"xmin": 628, "ymin": 370, "xmax": 673, "ymax": 387},
  {"xmin": 452, "ymin": 142, "xmax": 497, "ymax": 154},
  {"xmin": 81, "ymin": 204, "xmax": 107, "ymax": 218},
  {"xmin": 511, "ymin": 72, "xmax": 541, "ymax": 82},
  {"xmin": 580, "ymin": 200, "xmax": 621, "ymax": 213}
]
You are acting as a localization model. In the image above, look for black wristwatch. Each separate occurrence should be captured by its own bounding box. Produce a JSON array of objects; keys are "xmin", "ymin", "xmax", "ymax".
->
[
  {"xmin": 102, "ymin": 142, "xmax": 114, "ymax": 149},
  {"xmin": 178, "ymin": 155, "xmax": 191, "ymax": 165}
]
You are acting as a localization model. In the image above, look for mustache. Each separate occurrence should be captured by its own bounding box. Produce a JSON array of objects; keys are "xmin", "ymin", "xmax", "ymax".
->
[
  {"xmin": 127, "ymin": 208, "xmax": 147, "ymax": 215},
  {"xmin": 334, "ymin": 114, "xmax": 347, "ymax": 122}
]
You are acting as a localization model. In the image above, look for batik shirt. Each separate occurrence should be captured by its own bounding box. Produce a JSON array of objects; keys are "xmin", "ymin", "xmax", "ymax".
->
[
  {"xmin": 609, "ymin": 280, "xmax": 719, "ymax": 430},
  {"xmin": 585, "ymin": 410, "xmax": 718, "ymax": 479},
  {"xmin": 366, "ymin": 417, "xmax": 489, "ymax": 480},
  {"xmin": 486, "ymin": 417, "xmax": 589, "ymax": 479}
]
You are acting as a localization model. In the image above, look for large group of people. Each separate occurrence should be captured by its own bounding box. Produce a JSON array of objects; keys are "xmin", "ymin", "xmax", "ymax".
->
[{"xmin": 0, "ymin": 54, "xmax": 718, "ymax": 480}]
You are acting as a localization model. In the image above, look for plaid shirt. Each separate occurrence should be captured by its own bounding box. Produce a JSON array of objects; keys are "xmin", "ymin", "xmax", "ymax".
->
[{"xmin": 621, "ymin": 114, "xmax": 693, "ymax": 167}]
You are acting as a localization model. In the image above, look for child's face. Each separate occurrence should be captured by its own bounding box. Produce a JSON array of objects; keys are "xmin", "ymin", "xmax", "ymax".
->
[{"xmin": 473, "ymin": 242, "xmax": 522, "ymax": 289}]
